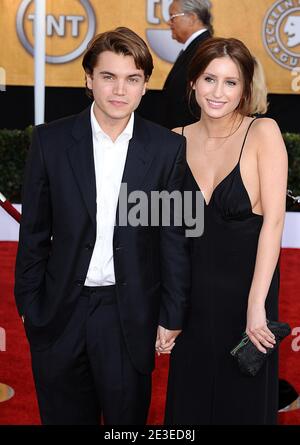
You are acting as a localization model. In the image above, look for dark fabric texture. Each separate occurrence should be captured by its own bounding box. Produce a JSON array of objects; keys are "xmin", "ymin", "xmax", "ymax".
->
[
  {"xmin": 30, "ymin": 286, "xmax": 152, "ymax": 425},
  {"xmin": 231, "ymin": 320, "xmax": 291, "ymax": 377},
  {"xmin": 165, "ymin": 120, "xmax": 280, "ymax": 425},
  {"xmin": 14, "ymin": 107, "xmax": 191, "ymax": 376}
]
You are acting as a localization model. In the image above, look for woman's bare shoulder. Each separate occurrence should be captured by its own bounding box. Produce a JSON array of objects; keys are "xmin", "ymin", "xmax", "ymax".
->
[
  {"xmin": 172, "ymin": 122, "xmax": 199, "ymax": 136},
  {"xmin": 251, "ymin": 117, "xmax": 282, "ymax": 137},
  {"xmin": 251, "ymin": 118, "xmax": 286, "ymax": 155}
]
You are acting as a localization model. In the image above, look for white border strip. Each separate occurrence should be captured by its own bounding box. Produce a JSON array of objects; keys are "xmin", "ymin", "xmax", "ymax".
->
[
  {"xmin": 0, "ymin": 204, "xmax": 21, "ymax": 241},
  {"xmin": 281, "ymin": 212, "xmax": 300, "ymax": 249},
  {"xmin": 0, "ymin": 206, "xmax": 299, "ymax": 248}
]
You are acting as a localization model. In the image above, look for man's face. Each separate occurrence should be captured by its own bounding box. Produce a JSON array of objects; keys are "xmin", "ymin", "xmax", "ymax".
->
[
  {"xmin": 86, "ymin": 51, "xmax": 147, "ymax": 124},
  {"xmin": 168, "ymin": 1, "xmax": 191, "ymax": 43}
]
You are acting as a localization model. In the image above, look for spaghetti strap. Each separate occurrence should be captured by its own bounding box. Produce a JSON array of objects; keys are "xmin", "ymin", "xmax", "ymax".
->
[
  {"xmin": 238, "ymin": 118, "xmax": 257, "ymax": 163},
  {"xmin": 181, "ymin": 126, "xmax": 185, "ymax": 136}
]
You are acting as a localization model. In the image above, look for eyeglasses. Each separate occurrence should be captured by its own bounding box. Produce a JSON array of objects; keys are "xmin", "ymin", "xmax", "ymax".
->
[{"xmin": 169, "ymin": 12, "xmax": 185, "ymax": 22}]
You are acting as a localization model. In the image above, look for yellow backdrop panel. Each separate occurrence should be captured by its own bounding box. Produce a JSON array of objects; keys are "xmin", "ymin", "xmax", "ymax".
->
[{"xmin": 0, "ymin": 0, "xmax": 299, "ymax": 93}]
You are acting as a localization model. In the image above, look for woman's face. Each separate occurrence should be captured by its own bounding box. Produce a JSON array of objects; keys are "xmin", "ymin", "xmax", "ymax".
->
[{"xmin": 193, "ymin": 56, "xmax": 244, "ymax": 119}]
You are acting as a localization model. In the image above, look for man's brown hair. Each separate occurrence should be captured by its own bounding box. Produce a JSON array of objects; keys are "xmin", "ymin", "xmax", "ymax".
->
[{"xmin": 82, "ymin": 27, "xmax": 154, "ymax": 99}]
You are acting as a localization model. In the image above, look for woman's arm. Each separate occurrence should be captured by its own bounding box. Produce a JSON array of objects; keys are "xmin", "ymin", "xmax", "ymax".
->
[{"xmin": 246, "ymin": 118, "xmax": 288, "ymax": 353}]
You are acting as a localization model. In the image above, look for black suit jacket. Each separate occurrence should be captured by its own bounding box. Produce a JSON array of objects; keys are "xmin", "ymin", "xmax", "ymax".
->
[
  {"xmin": 14, "ymin": 107, "xmax": 191, "ymax": 374},
  {"xmin": 137, "ymin": 31, "xmax": 211, "ymax": 129}
]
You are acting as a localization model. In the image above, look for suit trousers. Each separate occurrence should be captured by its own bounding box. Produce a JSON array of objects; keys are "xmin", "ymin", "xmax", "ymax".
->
[{"xmin": 29, "ymin": 285, "xmax": 152, "ymax": 425}]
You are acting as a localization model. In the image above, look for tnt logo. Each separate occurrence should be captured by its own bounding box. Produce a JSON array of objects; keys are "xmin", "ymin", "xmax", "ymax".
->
[
  {"xmin": 0, "ymin": 327, "xmax": 6, "ymax": 352},
  {"xmin": 16, "ymin": 0, "xmax": 96, "ymax": 64},
  {"xmin": 28, "ymin": 14, "xmax": 85, "ymax": 38},
  {"xmin": 0, "ymin": 67, "xmax": 6, "ymax": 92},
  {"xmin": 146, "ymin": 0, "xmax": 183, "ymax": 64}
]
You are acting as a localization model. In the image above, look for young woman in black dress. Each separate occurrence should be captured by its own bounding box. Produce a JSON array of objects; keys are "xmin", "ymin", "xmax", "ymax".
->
[{"xmin": 159, "ymin": 38, "xmax": 288, "ymax": 425}]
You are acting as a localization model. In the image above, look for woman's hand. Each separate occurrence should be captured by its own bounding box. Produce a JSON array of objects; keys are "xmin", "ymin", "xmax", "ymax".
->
[{"xmin": 246, "ymin": 303, "xmax": 276, "ymax": 353}]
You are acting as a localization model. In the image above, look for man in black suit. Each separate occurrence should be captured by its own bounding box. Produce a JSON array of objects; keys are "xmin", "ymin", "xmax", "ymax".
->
[
  {"xmin": 138, "ymin": 0, "xmax": 212, "ymax": 129},
  {"xmin": 14, "ymin": 27, "xmax": 190, "ymax": 425}
]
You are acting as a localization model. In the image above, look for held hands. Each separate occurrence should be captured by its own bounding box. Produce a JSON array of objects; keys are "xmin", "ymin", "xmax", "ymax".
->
[
  {"xmin": 246, "ymin": 304, "xmax": 276, "ymax": 354},
  {"xmin": 155, "ymin": 325, "xmax": 182, "ymax": 355}
]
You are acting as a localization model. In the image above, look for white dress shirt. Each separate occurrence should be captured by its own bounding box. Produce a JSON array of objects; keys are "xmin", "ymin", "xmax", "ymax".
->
[
  {"xmin": 84, "ymin": 102, "xmax": 134, "ymax": 286},
  {"xmin": 183, "ymin": 28, "xmax": 208, "ymax": 51}
]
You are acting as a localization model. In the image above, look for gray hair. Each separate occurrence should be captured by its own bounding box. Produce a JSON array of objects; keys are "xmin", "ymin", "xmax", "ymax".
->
[{"xmin": 177, "ymin": 0, "xmax": 214, "ymax": 35}]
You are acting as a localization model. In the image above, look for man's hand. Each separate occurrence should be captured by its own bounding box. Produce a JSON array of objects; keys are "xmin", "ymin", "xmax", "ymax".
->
[
  {"xmin": 156, "ymin": 325, "xmax": 182, "ymax": 355},
  {"xmin": 246, "ymin": 304, "xmax": 276, "ymax": 354}
]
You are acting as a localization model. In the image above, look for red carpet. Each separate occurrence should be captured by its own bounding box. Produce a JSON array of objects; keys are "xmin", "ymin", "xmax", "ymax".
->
[{"xmin": 0, "ymin": 242, "xmax": 299, "ymax": 425}]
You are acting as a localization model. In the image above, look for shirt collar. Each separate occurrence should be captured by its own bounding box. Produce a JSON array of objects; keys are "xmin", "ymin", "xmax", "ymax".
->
[
  {"xmin": 183, "ymin": 28, "xmax": 208, "ymax": 51},
  {"xmin": 90, "ymin": 102, "xmax": 134, "ymax": 143}
]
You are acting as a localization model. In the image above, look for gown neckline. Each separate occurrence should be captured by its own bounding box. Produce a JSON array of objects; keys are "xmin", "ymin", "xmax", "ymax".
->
[
  {"xmin": 190, "ymin": 161, "xmax": 240, "ymax": 207},
  {"xmin": 188, "ymin": 162, "xmax": 263, "ymax": 217},
  {"xmin": 186, "ymin": 118, "xmax": 262, "ymax": 213}
]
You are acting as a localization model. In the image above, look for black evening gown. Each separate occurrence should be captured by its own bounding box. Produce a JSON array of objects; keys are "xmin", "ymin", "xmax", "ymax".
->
[{"xmin": 165, "ymin": 120, "xmax": 279, "ymax": 425}]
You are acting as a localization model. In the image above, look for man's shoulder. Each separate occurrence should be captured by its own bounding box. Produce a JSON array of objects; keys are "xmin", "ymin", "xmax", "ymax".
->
[
  {"xmin": 136, "ymin": 115, "xmax": 185, "ymax": 144},
  {"xmin": 187, "ymin": 30, "xmax": 211, "ymax": 48},
  {"xmin": 35, "ymin": 107, "xmax": 90, "ymax": 138},
  {"xmin": 183, "ymin": 30, "xmax": 211, "ymax": 58}
]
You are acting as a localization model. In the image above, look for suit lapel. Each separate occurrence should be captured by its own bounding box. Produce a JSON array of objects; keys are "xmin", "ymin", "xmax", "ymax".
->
[
  {"xmin": 115, "ymin": 114, "xmax": 154, "ymax": 230},
  {"xmin": 67, "ymin": 110, "xmax": 154, "ymax": 230},
  {"xmin": 67, "ymin": 107, "xmax": 97, "ymax": 228},
  {"xmin": 121, "ymin": 114, "xmax": 153, "ymax": 194}
]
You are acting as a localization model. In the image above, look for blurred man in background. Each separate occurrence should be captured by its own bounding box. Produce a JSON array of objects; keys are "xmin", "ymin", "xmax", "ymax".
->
[{"xmin": 138, "ymin": 0, "xmax": 213, "ymax": 128}]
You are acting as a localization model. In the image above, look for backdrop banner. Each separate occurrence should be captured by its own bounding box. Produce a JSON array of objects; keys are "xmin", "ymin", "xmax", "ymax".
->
[{"xmin": 1, "ymin": 0, "xmax": 300, "ymax": 93}]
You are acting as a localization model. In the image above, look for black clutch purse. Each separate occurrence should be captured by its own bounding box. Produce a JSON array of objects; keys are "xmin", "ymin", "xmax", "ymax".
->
[{"xmin": 230, "ymin": 320, "xmax": 291, "ymax": 377}]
